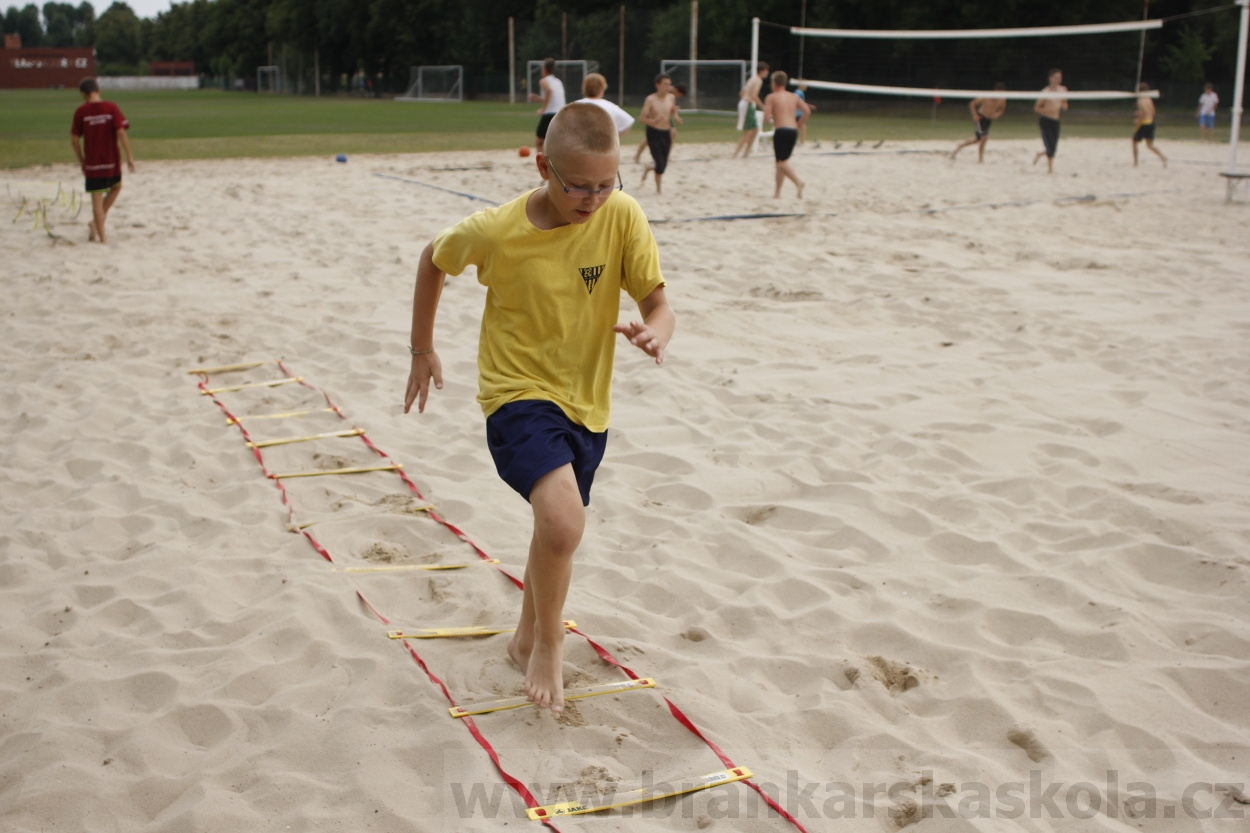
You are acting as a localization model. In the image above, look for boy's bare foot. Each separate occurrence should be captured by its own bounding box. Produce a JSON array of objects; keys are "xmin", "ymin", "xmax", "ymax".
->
[
  {"xmin": 1033, "ymin": 152, "xmax": 1043, "ymax": 166},
  {"xmin": 641, "ymin": 165, "xmax": 653, "ymax": 183},
  {"xmin": 523, "ymin": 641, "xmax": 565, "ymax": 713},
  {"xmin": 506, "ymin": 633, "xmax": 530, "ymax": 673},
  {"xmin": 88, "ymin": 220, "xmax": 99, "ymax": 242},
  {"xmin": 796, "ymin": 181, "xmax": 805, "ymax": 199}
]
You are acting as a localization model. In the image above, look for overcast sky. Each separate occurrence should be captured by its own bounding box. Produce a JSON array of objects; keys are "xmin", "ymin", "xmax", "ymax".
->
[{"xmin": 121, "ymin": 0, "xmax": 175, "ymax": 19}]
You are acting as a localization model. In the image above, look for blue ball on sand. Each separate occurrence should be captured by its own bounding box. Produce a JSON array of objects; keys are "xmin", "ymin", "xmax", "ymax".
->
[{"xmin": 335, "ymin": 154, "xmax": 348, "ymax": 163}]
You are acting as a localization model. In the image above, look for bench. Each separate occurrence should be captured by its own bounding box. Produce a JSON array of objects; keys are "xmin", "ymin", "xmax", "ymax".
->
[{"xmin": 1219, "ymin": 172, "xmax": 1250, "ymax": 204}]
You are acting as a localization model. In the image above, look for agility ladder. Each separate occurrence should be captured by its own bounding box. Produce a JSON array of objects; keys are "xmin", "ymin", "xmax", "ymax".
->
[{"xmin": 190, "ymin": 359, "xmax": 809, "ymax": 830}]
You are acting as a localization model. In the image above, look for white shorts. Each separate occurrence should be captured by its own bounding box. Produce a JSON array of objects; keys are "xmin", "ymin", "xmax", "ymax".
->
[{"xmin": 737, "ymin": 99, "xmax": 749, "ymax": 131}]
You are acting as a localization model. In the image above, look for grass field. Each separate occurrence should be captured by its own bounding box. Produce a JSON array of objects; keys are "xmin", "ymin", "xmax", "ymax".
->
[{"xmin": 0, "ymin": 88, "xmax": 1219, "ymax": 169}]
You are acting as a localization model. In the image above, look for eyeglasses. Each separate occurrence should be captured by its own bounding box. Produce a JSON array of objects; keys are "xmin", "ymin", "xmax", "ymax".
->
[{"xmin": 545, "ymin": 157, "xmax": 624, "ymax": 198}]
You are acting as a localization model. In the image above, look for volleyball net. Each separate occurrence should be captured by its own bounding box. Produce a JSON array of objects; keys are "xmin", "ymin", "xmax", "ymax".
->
[{"xmin": 753, "ymin": 16, "xmax": 1168, "ymax": 107}]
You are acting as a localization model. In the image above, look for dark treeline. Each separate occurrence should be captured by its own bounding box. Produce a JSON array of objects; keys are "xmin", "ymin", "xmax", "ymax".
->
[{"xmin": 3, "ymin": 0, "xmax": 1243, "ymax": 101}]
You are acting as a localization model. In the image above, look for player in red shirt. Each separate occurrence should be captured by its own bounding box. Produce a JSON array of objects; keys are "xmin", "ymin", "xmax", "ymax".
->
[{"xmin": 71, "ymin": 77, "xmax": 136, "ymax": 244}]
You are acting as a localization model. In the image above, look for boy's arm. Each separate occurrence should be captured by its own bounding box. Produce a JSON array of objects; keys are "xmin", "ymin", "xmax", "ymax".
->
[
  {"xmin": 613, "ymin": 286, "xmax": 675, "ymax": 365},
  {"xmin": 117, "ymin": 127, "xmax": 135, "ymax": 172},
  {"xmin": 968, "ymin": 98, "xmax": 981, "ymax": 120},
  {"xmin": 71, "ymin": 134, "xmax": 85, "ymax": 169},
  {"xmin": 762, "ymin": 95, "xmax": 775, "ymax": 124},
  {"xmin": 403, "ymin": 242, "xmax": 447, "ymax": 414}
]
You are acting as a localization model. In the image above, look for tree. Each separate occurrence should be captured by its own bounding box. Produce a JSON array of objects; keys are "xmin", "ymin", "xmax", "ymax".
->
[
  {"xmin": 1161, "ymin": 27, "xmax": 1213, "ymax": 83},
  {"xmin": 94, "ymin": 1, "xmax": 142, "ymax": 72},
  {"xmin": 7, "ymin": 3, "xmax": 43, "ymax": 46}
]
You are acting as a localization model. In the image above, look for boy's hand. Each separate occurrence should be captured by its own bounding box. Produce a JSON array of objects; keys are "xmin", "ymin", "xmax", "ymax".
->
[
  {"xmin": 403, "ymin": 352, "xmax": 443, "ymax": 414},
  {"xmin": 613, "ymin": 322, "xmax": 667, "ymax": 364}
]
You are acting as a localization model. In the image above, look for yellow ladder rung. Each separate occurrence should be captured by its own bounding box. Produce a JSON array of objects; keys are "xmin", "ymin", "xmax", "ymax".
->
[
  {"xmin": 247, "ymin": 429, "xmax": 364, "ymax": 448},
  {"xmin": 336, "ymin": 559, "xmax": 500, "ymax": 573},
  {"xmin": 269, "ymin": 463, "xmax": 402, "ymax": 479},
  {"xmin": 201, "ymin": 377, "xmax": 302, "ymax": 395},
  {"xmin": 452, "ymin": 677, "xmax": 656, "ymax": 718},
  {"xmin": 187, "ymin": 361, "xmax": 271, "ymax": 375},
  {"xmin": 388, "ymin": 620, "xmax": 575, "ymax": 640},
  {"xmin": 228, "ymin": 407, "xmax": 336, "ymax": 425},
  {"xmin": 527, "ymin": 766, "xmax": 752, "ymax": 820}
]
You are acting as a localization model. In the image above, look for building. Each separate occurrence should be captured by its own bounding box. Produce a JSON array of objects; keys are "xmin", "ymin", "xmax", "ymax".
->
[{"xmin": 0, "ymin": 35, "xmax": 96, "ymax": 89}]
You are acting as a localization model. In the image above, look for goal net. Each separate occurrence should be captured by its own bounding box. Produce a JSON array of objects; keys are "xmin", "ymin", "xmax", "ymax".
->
[
  {"xmin": 396, "ymin": 65, "xmax": 464, "ymax": 102},
  {"xmin": 526, "ymin": 60, "xmax": 595, "ymax": 102},
  {"xmin": 660, "ymin": 60, "xmax": 746, "ymax": 114},
  {"xmin": 256, "ymin": 65, "xmax": 279, "ymax": 94}
]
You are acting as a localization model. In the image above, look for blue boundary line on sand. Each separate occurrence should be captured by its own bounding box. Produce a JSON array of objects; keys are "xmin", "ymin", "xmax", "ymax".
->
[
  {"xmin": 651, "ymin": 212, "xmax": 821, "ymax": 224},
  {"xmin": 916, "ymin": 188, "xmax": 1189, "ymax": 214},
  {"xmin": 373, "ymin": 172, "xmax": 501, "ymax": 205}
]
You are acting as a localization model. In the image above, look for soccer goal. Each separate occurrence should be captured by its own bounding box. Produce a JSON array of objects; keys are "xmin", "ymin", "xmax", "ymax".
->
[
  {"xmin": 660, "ymin": 60, "xmax": 746, "ymax": 114},
  {"xmin": 396, "ymin": 65, "xmax": 463, "ymax": 102},
  {"xmin": 526, "ymin": 60, "xmax": 596, "ymax": 102},
  {"xmin": 256, "ymin": 65, "xmax": 279, "ymax": 94}
]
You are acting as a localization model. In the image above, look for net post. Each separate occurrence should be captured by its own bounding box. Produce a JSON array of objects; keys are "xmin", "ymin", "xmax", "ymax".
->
[
  {"xmin": 690, "ymin": 1, "xmax": 699, "ymax": 110},
  {"xmin": 751, "ymin": 17, "xmax": 760, "ymax": 75},
  {"xmin": 1230, "ymin": 0, "xmax": 1249, "ymax": 175},
  {"xmin": 508, "ymin": 16, "xmax": 516, "ymax": 105}
]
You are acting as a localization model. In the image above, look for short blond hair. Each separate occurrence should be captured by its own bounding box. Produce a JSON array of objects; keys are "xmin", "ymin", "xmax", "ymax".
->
[
  {"xmin": 582, "ymin": 72, "xmax": 607, "ymax": 98},
  {"xmin": 544, "ymin": 102, "xmax": 619, "ymax": 160}
]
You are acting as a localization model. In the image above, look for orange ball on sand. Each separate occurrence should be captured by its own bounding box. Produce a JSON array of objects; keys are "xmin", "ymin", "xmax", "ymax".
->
[{"xmin": 518, "ymin": 146, "xmax": 532, "ymax": 157}]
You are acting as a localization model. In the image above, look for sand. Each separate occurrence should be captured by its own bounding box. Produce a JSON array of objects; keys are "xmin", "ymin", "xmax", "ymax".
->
[{"xmin": 2, "ymin": 136, "xmax": 1249, "ymax": 833}]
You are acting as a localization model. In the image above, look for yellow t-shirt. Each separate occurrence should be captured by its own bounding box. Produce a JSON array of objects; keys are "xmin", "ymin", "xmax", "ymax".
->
[{"xmin": 431, "ymin": 189, "xmax": 664, "ymax": 433}]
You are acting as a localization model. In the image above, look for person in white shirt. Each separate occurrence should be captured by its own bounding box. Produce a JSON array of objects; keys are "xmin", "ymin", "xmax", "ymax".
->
[
  {"xmin": 1197, "ymin": 82, "xmax": 1219, "ymax": 143},
  {"xmin": 579, "ymin": 72, "xmax": 635, "ymax": 140},
  {"xmin": 528, "ymin": 58, "xmax": 566, "ymax": 153}
]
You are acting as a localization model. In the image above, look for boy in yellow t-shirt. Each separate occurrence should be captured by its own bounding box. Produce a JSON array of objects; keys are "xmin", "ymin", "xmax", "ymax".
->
[{"xmin": 403, "ymin": 103, "xmax": 676, "ymax": 715}]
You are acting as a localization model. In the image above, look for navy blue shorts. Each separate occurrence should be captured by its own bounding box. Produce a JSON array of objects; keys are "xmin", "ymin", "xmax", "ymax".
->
[{"xmin": 485, "ymin": 400, "xmax": 607, "ymax": 506}]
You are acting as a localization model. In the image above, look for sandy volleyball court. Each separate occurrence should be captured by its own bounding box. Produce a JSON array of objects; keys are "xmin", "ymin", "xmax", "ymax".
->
[{"xmin": 2, "ymin": 138, "xmax": 1249, "ymax": 832}]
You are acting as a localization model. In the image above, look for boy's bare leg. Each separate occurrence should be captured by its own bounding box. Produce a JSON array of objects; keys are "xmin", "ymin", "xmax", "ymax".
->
[
  {"xmin": 654, "ymin": 172, "xmax": 662, "ymax": 195},
  {"xmin": 977, "ymin": 139, "xmax": 987, "ymax": 163},
  {"xmin": 633, "ymin": 139, "xmax": 647, "ymax": 164},
  {"xmin": 1132, "ymin": 139, "xmax": 1139, "ymax": 166},
  {"xmin": 505, "ymin": 464, "xmax": 584, "ymax": 714},
  {"xmin": 90, "ymin": 191, "xmax": 107, "ymax": 243},
  {"xmin": 1147, "ymin": 140, "xmax": 1167, "ymax": 167},
  {"xmin": 733, "ymin": 129, "xmax": 757, "ymax": 158},
  {"xmin": 950, "ymin": 136, "xmax": 977, "ymax": 159},
  {"xmin": 774, "ymin": 162, "xmax": 803, "ymax": 198}
]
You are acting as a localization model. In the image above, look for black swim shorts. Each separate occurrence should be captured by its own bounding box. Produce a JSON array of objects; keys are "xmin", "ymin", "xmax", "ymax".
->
[
  {"xmin": 1038, "ymin": 116, "xmax": 1061, "ymax": 158},
  {"xmin": 84, "ymin": 175, "xmax": 122, "ymax": 193},
  {"xmin": 773, "ymin": 127, "xmax": 798, "ymax": 162},
  {"xmin": 645, "ymin": 126, "xmax": 672, "ymax": 175}
]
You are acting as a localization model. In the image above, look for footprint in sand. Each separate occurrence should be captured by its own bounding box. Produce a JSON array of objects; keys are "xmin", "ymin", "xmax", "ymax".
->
[
  {"xmin": 864, "ymin": 656, "xmax": 921, "ymax": 693},
  {"xmin": 1007, "ymin": 727, "xmax": 1050, "ymax": 762}
]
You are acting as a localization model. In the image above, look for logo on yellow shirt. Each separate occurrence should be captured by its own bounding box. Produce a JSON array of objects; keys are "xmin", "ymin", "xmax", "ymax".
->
[{"xmin": 580, "ymin": 264, "xmax": 605, "ymax": 295}]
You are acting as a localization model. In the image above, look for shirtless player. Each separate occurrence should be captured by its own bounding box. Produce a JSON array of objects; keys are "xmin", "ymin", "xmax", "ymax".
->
[
  {"xmin": 1033, "ymin": 68, "xmax": 1068, "ymax": 173},
  {"xmin": 761, "ymin": 71, "xmax": 811, "ymax": 198},
  {"xmin": 951, "ymin": 83, "xmax": 1007, "ymax": 162}
]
